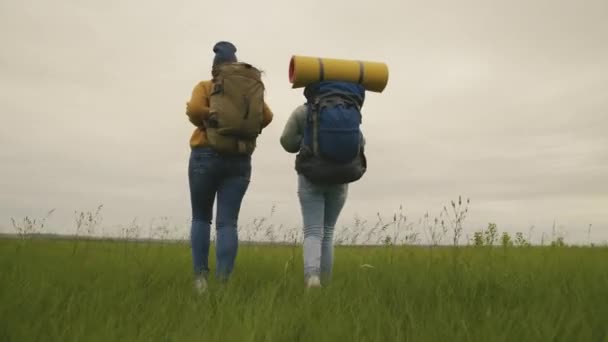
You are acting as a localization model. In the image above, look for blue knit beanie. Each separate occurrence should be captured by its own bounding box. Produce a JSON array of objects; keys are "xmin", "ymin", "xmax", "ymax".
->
[{"xmin": 213, "ymin": 41, "xmax": 237, "ymax": 66}]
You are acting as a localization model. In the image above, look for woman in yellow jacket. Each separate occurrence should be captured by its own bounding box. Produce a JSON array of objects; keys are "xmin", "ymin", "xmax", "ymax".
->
[{"xmin": 185, "ymin": 41, "xmax": 273, "ymax": 292}]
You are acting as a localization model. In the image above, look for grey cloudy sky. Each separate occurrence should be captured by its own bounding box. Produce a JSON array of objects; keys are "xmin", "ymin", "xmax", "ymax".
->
[{"xmin": 1, "ymin": 0, "xmax": 607, "ymax": 243}]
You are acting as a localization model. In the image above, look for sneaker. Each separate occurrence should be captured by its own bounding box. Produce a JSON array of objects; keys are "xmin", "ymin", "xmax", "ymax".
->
[
  {"xmin": 194, "ymin": 277, "xmax": 208, "ymax": 294},
  {"xmin": 306, "ymin": 275, "xmax": 322, "ymax": 289}
]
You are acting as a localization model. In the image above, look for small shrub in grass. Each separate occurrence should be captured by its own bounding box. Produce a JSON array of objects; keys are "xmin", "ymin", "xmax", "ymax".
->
[
  {"xmin": 514, "ymin": 232, "xmax": 531, "ymax": 247},
  {"xmin": 501, "ymin": 232, "xmax": 514, "ymax": 248},
  {"xmin": 10, "ymin": 209, "xmax": 55, "ymax": 239}
]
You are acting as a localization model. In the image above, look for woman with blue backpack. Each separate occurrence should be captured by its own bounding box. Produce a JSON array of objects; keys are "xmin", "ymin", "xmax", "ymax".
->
[{"xmin": 280, "ymin": 81, "xmax": 367, "ymax": 288}]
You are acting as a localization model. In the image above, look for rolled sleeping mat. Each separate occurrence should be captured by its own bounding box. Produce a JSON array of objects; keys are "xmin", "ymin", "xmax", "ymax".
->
[{"xmin": 289, "ymin": 55, "xmax": 389, "ymax": 93}]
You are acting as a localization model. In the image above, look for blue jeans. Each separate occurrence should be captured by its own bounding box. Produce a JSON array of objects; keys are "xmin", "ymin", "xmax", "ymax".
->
[
  {"xmin": 297, "ymin": 175, "xmax": 348, "ymax": 283},
  {"xmin": 189, "ymin": 147, "xmax": 251, "ymax": 281}
]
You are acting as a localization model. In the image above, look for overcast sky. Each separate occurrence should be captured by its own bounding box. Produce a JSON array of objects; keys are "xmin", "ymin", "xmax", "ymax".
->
[{"xmin": 1, "ymin": 0, "xmax": 607, "ymax": 244}]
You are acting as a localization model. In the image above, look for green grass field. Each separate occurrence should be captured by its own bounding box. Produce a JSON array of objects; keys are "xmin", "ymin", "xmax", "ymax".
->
[{"xmin": 1, "ymin": 239, "xmax": 607, "ymax": 341}]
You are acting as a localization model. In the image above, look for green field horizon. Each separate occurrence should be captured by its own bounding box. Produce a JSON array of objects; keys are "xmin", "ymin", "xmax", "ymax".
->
[{"xmin": 1, "ymin": 239, "xmax": 607, "ymax": 341}]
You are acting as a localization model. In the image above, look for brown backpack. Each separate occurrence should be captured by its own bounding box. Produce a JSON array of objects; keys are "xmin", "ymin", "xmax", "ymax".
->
[{"xmin": 206, "ymin": 62, "xmax": 265, "ymax": 155}]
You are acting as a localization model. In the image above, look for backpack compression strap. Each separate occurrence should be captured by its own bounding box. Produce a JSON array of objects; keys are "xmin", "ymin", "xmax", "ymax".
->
[{"xmin": 309, "ymin": 102, "xmax": 320, "ymax": 157}]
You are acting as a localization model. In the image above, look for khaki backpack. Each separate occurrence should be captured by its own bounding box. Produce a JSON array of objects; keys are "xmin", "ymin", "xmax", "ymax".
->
[{"xmin": 206, "ymin": 62, "xmax": 265, "ymax": 155}]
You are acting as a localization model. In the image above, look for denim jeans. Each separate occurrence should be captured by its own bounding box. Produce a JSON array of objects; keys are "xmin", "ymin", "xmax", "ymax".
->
[
  {"xmin": 297, "ymin": 174, "xmax": 348, "ymax": 283},
  {"xmin": 189, "ymin": 147, "xmax": 251, "ymax": 281}
]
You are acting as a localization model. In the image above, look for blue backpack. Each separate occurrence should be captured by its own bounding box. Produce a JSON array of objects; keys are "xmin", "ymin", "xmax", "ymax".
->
[
  {"xmin": 302, "ymin": 81, "xmax": 365, "ymax": 163},
  {"xmin": 295, "ymin": 81, "xmax": 367, "ymax": 185}
]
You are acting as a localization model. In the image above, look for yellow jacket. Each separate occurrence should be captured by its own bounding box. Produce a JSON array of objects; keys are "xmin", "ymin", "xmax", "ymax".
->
[{"xmin": 185, "ymin": 80, "xmax": 274, "ymax": 147}]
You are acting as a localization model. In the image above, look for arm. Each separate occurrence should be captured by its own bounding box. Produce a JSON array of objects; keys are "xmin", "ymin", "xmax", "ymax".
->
[
  {"xmin": 185, "ymin": 82, "xmax": 211, "ymax": 126},
  {"xmin": 280, "ymin": 105, "xmax": 306, "ymax": 153}
]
